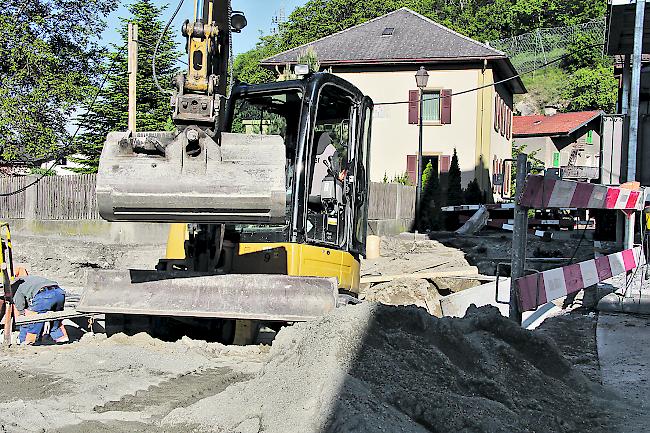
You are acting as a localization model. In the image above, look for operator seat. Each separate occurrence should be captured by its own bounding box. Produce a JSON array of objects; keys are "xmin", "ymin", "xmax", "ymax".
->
[{"xmin": 309, "ymin": 132, "xmax": 338, "ymax": 205}]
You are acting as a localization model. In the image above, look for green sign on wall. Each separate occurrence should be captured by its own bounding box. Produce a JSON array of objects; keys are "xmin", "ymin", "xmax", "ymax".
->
[{"xmin": 552, "ymin": 152, "xmax": 560, "ymax": 168}]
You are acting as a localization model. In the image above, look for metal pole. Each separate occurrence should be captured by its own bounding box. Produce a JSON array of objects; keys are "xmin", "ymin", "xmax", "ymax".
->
[
  {"xmin": 618, "ymin": 57, "xmax": 631, "ymax": 247},
  {"xmin": 621, "ymin": 55, "xmax": 631, "ymax": 116},
  {"xmin": 510, "ymin": 153, "xmax": 528, "ymax": 324},
  {"xmin": 625, "ymin": 0, "xmax": 645, "ymax": 250},
  {"xmin": 127, "ymin": 23, "xmax": 138, "ymax": 133},
  {"xmin": 415, "ymin": 89, "xmax": 424, "ymax": 229}
]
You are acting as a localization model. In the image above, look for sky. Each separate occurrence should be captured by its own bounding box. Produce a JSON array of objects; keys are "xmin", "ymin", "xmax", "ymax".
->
[{"xmin": 101, "ymin": 0, "xmax": 308, "ymax": 56}]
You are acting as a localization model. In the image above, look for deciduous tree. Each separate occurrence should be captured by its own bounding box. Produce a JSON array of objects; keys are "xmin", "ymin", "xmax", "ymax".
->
[{"xmin": 0, "ymin": 0, "xmax": 118, "ymax": 164}]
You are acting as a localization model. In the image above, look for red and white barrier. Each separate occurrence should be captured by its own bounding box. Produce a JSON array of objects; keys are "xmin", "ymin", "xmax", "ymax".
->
[
  {"xmin": 516, "ymin": 247, "xmax": 643, "ymax": 311},
  {"xmin": 519, "ymin": 175, "xmax": 645, "ymax": 210}
]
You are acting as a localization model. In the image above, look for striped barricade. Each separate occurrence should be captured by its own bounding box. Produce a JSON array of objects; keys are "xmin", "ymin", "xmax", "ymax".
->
[
  {"xmin": 515, "ymin": 247, "xmax": 643, "ymax": 311},
  {"xmin": 519, "ymin": 175, "xmax": 645, "ymax": 210}
]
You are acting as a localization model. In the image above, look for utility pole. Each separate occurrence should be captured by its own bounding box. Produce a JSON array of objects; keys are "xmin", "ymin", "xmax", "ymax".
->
[
  {"xmin": 510, "ymin": 153, "xmax": 528, "ymax": 324},
  {"xmin": 128, "ymin": 23, "xmax": 138, "ymax": 133},
  {"xmin": 414, "ymin": 67, "xmax": 429, "ymax": 229},
  {"xmin": 416, "ymin": 91, "xmax": 424, "ymax": 228},
  {"xmin": 625, "ymin": 0, "xmax": 645, "ymax": 250}
]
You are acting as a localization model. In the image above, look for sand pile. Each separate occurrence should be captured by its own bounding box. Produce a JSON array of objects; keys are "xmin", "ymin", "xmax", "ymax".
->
[
  {"xmin": 362, "ymin": 234, "xmax": 471, "ymax": 277},
  {"xmin": 360, "ymin": 278, "xmax": 442, "ymax": 316},
  {"xmin": 163, "ymin": 304, "xmax": 615, "ymax": 433}
]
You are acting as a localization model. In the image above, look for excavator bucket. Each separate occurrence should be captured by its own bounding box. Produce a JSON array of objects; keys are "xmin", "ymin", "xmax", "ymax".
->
[
  {"xmin": 96, "ymin": 131, "xmax": 287, "ymax": 223},
  {"xmin": 76, "ymin": 270, "xmax": 339, "ymax": 322}
]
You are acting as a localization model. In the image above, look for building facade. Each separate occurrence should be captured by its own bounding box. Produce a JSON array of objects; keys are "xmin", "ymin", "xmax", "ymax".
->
[
  {"xmin": 262, "ymin": 8, "xmax": 525, "ymax": 201},
  {"xmin": 513, "ymin": 110, "xmax": 603, "ymax": 182}
]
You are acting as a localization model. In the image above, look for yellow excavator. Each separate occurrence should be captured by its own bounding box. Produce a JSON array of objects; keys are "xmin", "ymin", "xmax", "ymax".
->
[{"xmin": 77, "ymin": 0, "xmax": 373, "ymax": 343}]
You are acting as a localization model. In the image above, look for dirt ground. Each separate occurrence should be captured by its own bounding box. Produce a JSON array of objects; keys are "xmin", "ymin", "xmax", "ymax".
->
[
  {"xmin": 0, "ymin": 305, "xmax": 635, "ymax": 433},
  {"xmin": 430, "ymin": 230, "xmax": 605, "ymax": 275},
  {"xmin": 11, "ymin": 234, "xmax": 164, "ymax": 296},
  {"xmin": 0, "ymin": 231, "xmax": 640, "ymax": 432},
  {"xmin": 0, "ymin": 333, "xmax": 267, "ymax": 432}
]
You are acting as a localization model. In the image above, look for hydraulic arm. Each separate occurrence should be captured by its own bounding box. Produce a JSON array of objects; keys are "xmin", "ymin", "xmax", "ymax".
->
[
  {"xmin": 94, "ymin": 0, "xmax": 280, "ymax": 225},
  {"xmin": 172, "ymin": 0, "xmax": 245, "ymax": 129}
]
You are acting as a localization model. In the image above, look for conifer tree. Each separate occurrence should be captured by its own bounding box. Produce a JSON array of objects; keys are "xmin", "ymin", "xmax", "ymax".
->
[
  {"xmin": 464, "ymin": 178, "xmax": 484, "ymax": 204},
  {"xmin": 419, "ymin": 161, "xmax": 441, "ymax": 231},
  {"xmin": 444, "ymin": 149, "xmax": 463, "ymax": 230},
  {"xmin": 446, "ymin": 149, "xmax": 463, "ymax": 206},
  {"xmin": 72, "ymin": 0, "xmax": 180, "ymax": 172}
]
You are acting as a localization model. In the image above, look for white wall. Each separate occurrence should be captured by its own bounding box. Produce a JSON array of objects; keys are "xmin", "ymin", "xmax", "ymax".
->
[{"xmin": 335, "ymin": 68, "xmax": 481, "ymax": 185}]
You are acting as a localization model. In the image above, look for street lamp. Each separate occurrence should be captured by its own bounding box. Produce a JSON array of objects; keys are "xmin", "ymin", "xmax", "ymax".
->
[{"xmin": 415, "ymin": 66, "xmax": 429, "ymax": 230}]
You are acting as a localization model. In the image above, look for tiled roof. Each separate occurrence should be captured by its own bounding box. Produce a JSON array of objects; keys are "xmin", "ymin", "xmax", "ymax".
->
[
  {"xmin": 262, "ymin": 8, "xmax": 506, "ymax": 65},
  {"xmin": 513, "ymin": 111, "xmax": 603, "ymax": 137},
  {"xmin": 260, "ymin": 8, "xmax": 525, "ymax": 93}
]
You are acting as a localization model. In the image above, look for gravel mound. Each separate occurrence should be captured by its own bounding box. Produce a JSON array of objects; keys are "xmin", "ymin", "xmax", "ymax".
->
[
  {"xmin": 360, "ymin": 278, "xmax": 442, "ymax": 316},
  {"xmin": 164, "ymin": 304, "xmax": 615, "ymax": 433}
]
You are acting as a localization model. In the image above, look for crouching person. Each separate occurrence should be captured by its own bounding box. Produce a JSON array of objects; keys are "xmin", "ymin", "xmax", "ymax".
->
[{"xmin": 13, "ymin": 272, "xmax": 69, "ymax": 345}]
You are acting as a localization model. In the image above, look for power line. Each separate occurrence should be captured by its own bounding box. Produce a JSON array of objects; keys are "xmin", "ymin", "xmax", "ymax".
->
[{"xmin": 153, "ymin": 0, "xmax": 185, "ymax": 95}]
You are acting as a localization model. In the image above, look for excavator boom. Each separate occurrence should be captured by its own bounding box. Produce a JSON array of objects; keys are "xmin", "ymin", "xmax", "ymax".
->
[{"xmin": 96, "ymin": 0, "xmax": 264, "ymax": 223}]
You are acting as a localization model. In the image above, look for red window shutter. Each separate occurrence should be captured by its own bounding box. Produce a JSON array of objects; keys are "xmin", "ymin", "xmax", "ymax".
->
[
  {"xmin": 441, "ymin": 89, "xmax": 452, "ymax": 124},
  {"xmin": 506, "ymin": 107, "xmax": 512, "ymax": 140},
  {"xmin": 494, "ymin": 96, "xmax": 500, "ymax": 132},
  {"xmin": 440, "ymin": 155, "xmax": 451, "ymax": 173},
  {"xmin": 408, "ymin": 90, "xmax": 419, "ymax": 124},
  {"xmin": 406, "ymin": 154, "xmax": 417, "ymax": 185},
  {"xmin": 500, "ymin": 100, "xmax": 506, "ymax": 137}
]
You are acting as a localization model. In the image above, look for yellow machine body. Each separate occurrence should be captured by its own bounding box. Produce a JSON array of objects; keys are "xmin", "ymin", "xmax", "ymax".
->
[{"xmin": 164, "ymin": 223, "xmax": 360, "ymax": 293}]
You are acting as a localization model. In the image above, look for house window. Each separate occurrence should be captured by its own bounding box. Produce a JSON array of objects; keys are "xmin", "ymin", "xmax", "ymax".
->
[
  {"xmin": 493, "ymin": 94, "xmax": 512, "ymax": 138},
  {"xmin": 422, "ymin": 91, "xmax": 441, "ymax": 122},
  {"xmin": 408, "ymin": 89, "xmax": 451, "ymax": 125},
  {"xmin": 552, "ymin": 152, "xmax": 561, "ymax": 168}
]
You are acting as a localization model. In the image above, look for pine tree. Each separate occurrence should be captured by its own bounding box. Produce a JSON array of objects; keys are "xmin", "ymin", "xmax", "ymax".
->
[
  {"xmin": 464, "ymin": 178, "xmax": 484, "ymax": 204},
  {"xmin": 419, "ymin": 161, "xmax": 441, "ymax": 231},
  {"xmin": 72, "ymin": 0, "xmax": 180, "ymax": 173},
  {"xmin": 446, "ymin": 149, "xmax": 463, "ymax": 206},
  {"xmin": 421, "ymin": 160, "xmax": 433, "ymax": 190},
  {"xmin": 444, "ymin": 149, "xmax": 463, "ymax": 230}
]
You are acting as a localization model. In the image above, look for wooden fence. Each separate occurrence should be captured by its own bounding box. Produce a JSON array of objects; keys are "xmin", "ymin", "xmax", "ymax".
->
[
  {"xmin": 367, "ymin": 182, "xmax": 416, "ymax": 221},
  {"xmin": 0, "ymin": 175, "xmax": 414, "ymax": 222},
  {"xmin": 0, "ymin": 174, "xmax": 100, "ymax": 220}
]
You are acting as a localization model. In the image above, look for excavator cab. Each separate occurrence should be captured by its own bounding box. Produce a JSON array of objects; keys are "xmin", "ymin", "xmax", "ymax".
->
[
  {"xmin": 224, "ymin": 74, "xmax": 372, "ymax": 255},
  {"xmin": 78, "ymin": 73, "xmax": 373, "ymax": 339}
]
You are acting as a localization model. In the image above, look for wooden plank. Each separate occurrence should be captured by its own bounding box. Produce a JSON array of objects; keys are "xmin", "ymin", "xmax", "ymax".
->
[
  {"xmin": 360, "ymin": 267, "xmax": 480, "ymax": 284},
  {"xmin": 398, "ymin": 184, "xmax": 416, "ymax": 219},
  {"xmin": 15, "ymin": 309, "xmax": 96, "ymax": 326},
  {"xmin": 128, "ymin": 23, "xmax": 138, "ymax": 132}
]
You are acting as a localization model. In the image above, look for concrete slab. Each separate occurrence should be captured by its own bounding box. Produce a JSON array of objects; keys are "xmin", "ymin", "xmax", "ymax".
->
[
  {"xmin": 439, "ymin": 278, "xmax": 510, "ymax": 318},
  {"xmin": 439, "ymin": 277, "xmax": 561, "ymax": 329}
]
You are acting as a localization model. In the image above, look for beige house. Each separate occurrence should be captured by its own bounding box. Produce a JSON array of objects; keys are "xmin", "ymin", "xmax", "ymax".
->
[
  {"xmin": 513, "ymin": 109, "xmax": 603, "ymax": 181},
  {"xmin": 262, "ymin": 8, "xmax": 525, "ymax": 200}
]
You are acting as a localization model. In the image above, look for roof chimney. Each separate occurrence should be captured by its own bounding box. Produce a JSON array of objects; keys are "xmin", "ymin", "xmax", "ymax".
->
[{"xmin": 544, "ymin": 105, "xmax": 558, "ymax": 116}]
